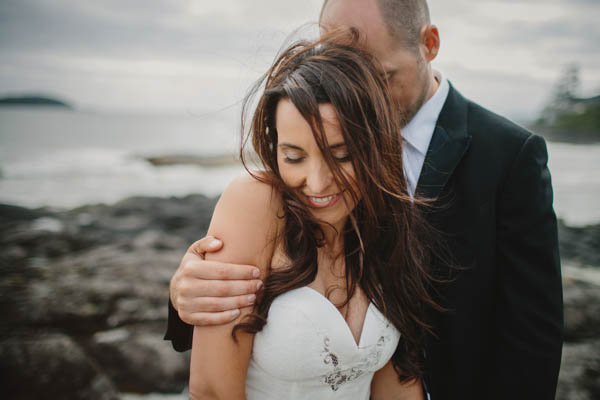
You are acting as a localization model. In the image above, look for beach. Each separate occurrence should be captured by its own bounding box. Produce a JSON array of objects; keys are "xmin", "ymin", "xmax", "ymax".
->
[
  {"xmin": 1, "ymin": 108, "xmax": 599, "ymax": 399},
  {"xmin": 1, "ymin": 193, "xmax": 599, "ymax": 399}
]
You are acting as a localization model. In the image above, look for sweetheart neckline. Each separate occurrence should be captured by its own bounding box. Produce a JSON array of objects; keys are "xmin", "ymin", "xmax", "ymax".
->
[{"xmin": 294, "ymin": 286, "xmax": 375, "ymax": 348}]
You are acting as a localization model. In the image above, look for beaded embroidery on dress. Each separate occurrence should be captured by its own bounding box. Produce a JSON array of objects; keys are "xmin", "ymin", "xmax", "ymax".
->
[{"xmin": 246, "ymin": 286, "xmax": 401, "ymax": 399}]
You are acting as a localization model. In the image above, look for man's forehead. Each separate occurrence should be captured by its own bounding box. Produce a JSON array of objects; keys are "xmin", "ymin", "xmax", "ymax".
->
[
  {"xmin": 320, "ymin": 0, "xmax": 399, "ymax": 57},
  {"xmin": 321, "ymin": 0, "xmax": 380, "ymax": 35}
]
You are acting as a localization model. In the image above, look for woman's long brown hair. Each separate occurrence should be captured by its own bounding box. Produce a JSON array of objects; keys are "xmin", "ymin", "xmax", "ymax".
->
[{"xmin": 232, "ymin": 30, "xmax": 442, "ymax": 382}]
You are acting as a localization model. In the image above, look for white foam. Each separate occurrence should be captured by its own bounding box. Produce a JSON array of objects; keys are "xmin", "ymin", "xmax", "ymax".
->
[{"xmin": 0, "ymin": 148, "xmax": 244, "ymax": 208}]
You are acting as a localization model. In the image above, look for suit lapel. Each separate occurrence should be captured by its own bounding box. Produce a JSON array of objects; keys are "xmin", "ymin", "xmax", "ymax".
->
[{"xmin": 416, "ymin": 83, "xmax": 472, "ymax": 200}]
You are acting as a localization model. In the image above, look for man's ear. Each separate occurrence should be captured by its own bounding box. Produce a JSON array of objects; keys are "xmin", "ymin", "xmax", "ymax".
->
[{"xmin": 421, "ymin": 24, "xmax": 440, "ymax": 62}]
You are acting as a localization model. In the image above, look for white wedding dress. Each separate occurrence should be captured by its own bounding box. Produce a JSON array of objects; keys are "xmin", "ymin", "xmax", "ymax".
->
[{"xmin": 246, "ymin": 286, "xmax": 401, "ymax": 399}]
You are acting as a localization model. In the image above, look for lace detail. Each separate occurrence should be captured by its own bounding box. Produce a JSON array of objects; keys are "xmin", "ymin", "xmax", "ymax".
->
[
  {"xmin": 320, "ymin": 331, "xmax": 391, "ymax": 391},
  {"xmin": 246, "ymin": 287, "xmax": 401, "ymax": 399}
]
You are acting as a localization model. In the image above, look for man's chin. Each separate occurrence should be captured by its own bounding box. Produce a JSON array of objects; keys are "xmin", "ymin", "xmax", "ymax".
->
[{"xmin": 399, "ymin": 106, "xmax": 418, "ymax": 128}]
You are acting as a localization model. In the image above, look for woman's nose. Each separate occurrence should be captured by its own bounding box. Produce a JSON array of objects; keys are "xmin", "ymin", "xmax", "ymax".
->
[{"xmin": 305, "ymin": 159, "xmax": 333, "ymax": 194}]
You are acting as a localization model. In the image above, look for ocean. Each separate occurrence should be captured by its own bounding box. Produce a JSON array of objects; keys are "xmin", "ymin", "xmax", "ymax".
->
[{"xmin": 1, "ymin": 107, "xmax": 599, "ymax": 226}]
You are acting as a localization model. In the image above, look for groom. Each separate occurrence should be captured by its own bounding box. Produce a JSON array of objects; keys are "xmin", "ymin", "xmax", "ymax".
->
[{"xmin": 165, "ymin": 0, "xmax": 563, "ymax": 398}]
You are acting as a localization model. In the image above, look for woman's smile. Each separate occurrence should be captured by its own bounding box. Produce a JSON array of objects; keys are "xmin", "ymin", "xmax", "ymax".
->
[
  {"xmin": 306, "ymin": 192, "xmax": 343, "ymax": 208},
  {"xmin": 275, "ymin": 99, "xmax": 360, "ymax": 232}
]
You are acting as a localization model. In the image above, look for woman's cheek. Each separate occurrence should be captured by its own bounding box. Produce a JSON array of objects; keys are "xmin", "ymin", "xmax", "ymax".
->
[{"xmin": 279, "ymin": 165, "xmax": 300, "ymax": 188}]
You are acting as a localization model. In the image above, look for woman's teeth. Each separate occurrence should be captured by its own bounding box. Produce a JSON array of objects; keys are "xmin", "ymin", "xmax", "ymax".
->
[{"xmin": 310, "ymin": 195, "xmax": 335, "ymax": 204}]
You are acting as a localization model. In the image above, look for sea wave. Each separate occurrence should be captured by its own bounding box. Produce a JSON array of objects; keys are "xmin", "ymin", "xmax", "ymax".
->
[{"xmin": 0, "ymin": 148, "xmax": 244, "ymax": 208}]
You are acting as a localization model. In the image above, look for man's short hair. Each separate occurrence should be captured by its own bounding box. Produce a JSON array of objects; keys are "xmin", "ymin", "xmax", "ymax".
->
[
  {"xmin": 377, "ymin": 0, "xmax": 430, "ymax": 51},
  {"xmin": 320, "ymin": 0, "xmax": 431, "ymax": 52}
]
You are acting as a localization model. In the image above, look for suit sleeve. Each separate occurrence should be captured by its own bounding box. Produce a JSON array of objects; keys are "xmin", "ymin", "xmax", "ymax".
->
[
  {"xmin": 493, "ymin": 134, "xmax": 563, "ymax": 399},
  {"xmin": 164, "ymin": 298, "xmax": 193, "ymax": 352}
]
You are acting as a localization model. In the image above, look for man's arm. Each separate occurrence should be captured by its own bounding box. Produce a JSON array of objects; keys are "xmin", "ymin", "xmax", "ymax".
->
[
  {"xmin": 493, "ymin": 134, "xmax": 563, "ymax": 399},
  {"xmin": 164, "ymin": 237, "xmax": 263, "ymax": 351}
]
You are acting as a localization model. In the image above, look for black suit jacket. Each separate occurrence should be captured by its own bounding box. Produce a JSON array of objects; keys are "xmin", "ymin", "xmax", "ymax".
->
[
  {"xmin": 418, "ymin": 84, "xmax": 563, "ymax": 399},
  {"xmin": 164, "ymin": 84, "xmax": 563, "ymax": 399}
]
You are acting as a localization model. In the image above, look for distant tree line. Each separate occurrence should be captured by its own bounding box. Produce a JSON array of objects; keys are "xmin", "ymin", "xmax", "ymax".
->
[{"xmin": 534, "ymin": 64, "xmax": 600, "ymax": 143}]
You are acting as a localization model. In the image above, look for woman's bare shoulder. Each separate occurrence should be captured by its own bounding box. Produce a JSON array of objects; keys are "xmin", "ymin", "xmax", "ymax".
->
[
  {"xmin": 206, "ymin": 171, "xmax": 283, "ymax": 269},
  {"xmin": 220, "ymin": 171, "xmax": 282, "ymax": 214}
]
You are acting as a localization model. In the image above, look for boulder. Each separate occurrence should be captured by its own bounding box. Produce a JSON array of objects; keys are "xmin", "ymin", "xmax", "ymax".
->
[
  {"xmin": 563, "ymin": 277, "xmax": 600, "ymax": 341},
  {"xmin": 0, "ymin": 195, "xmax": 213, "ymax": 397},
  {"xmin": 556, "ymin": 339, "xmax": 600, "ymax": 400},
  {"xmin": 559, "ymin": 221, "xmax": 600, "ymax": 266},
  {"xmin": 87, "ymin": 328, "xmax": 189, "ymax": 393},
  {"xmin": 0, "ymin": 333, "xmax": 120, "ymax": 400}
]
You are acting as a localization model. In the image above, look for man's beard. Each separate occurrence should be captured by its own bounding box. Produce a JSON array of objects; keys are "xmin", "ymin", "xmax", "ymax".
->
[
  {"xmin": 398, "ymin": 101, "xmax": 420, "ymax": 128},
  {"xmin": 398, "ymin": 60, "xmax": 431, "ymax": 127}
]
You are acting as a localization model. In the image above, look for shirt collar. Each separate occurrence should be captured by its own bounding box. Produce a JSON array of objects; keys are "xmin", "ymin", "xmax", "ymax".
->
[{"xmin": 402, "ymin": 70, "xmax": 450, "ymax": 156}]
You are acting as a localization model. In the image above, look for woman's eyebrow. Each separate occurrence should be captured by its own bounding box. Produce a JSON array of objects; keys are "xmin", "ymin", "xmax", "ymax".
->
[
  {"xmin": 278, "ymin": 143, "xmax": 303, "ymax": 150},
  {"xmin": 278, "ymin": 142, "xmax": 346, "ymax": 150}
]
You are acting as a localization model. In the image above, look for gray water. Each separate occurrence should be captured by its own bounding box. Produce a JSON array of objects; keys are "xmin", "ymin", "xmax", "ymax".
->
[
  {"xmin": 0, "ymin": 107, "xmax": 245, "ymax": 207},
  {"xmin": 1, "ymin": 107, "xmax": 598, "ymax": 226}
]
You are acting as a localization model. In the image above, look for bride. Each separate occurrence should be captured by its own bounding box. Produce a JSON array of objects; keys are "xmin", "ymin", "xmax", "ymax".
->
[{"xmin": 188, "ymin": 33, "xmax": 438, "ymax": 400}]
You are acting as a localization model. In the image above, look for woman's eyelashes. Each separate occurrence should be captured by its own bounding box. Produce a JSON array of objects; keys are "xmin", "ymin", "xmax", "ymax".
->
[
  {"xmin": 282, "ymin": 152, "xmax": 351, "ymax": 164},
  {"xmin": 283, "ymin": 155, "xmax": 304, "ymax": 164},
  {"xmin": 333, "ymin": 153, "xmax": 351, "ymax": 162}
]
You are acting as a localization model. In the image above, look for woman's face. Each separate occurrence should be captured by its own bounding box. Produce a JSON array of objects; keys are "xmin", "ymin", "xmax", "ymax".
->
[{"xmin": 275, "ymin": 98, "xmax": 359, "ymax": 232}]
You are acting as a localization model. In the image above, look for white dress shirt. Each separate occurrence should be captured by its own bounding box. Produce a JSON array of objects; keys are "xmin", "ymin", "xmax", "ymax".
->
[
  {"xmin": 401, "ymin": 71, "xmax": 450, "ymax": 400},
  {"xmin": 402, "ymin": 71, "xmax": 450, "ymax": 197}
]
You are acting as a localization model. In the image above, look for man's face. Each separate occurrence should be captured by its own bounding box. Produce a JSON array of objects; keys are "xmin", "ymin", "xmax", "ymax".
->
[{"xmin": 321, "ymin": 0, "xmax": 432, "ymax": 126}]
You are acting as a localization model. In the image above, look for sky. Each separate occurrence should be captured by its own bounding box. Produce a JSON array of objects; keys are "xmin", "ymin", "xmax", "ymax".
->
[{"xmin": 1, "ymin": 0, "xmax": 599, "ymax": 121}]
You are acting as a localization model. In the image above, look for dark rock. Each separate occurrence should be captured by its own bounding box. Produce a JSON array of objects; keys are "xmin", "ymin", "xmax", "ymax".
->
[
  {"xmin": 557, "ymin": 339, "xmax": 600, "ymax": 400},
  {"xmin": 1, "ymin": 194, "xmax": 596, "ymax": 397},
  {"xmin": 143, "ymin": 153, "xmax": 238, "ymax": 167},
  {"xmin": 0, "ymin": 203, "xmax": 44, "ymax": 225},
  {"xmin": 0, "ymin": 195, "xmax": 210, "ymax": 396},
  {"xmin": 559, "ymin": 220, "xmax": 600, "ymax": 266},
  {"xmin": 87, "ymin": 328, "xmax": 189, "ymax": 393},
  {"xmin": 4, "ymin": 245, "xmax": 181, "ymax": 333},
  {"xmin": 66, "ymin": 194, "xmax": 217, "ymax": 245},
  {"xmin": 563, "ymin": 278, "xmax": 600, "ymax": 341},
  {"xmin": 0, "ymin": 333, "xmax": 120, "ymax": 400}
]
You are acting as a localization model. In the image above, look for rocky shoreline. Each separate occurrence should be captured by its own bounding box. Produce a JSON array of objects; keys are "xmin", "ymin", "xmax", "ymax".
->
[{"xmin": 1, "ymin": 195, "xmax": 599, "ymax": 399}]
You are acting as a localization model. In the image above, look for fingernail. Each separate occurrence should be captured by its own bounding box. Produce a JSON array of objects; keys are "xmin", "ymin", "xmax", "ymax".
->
[
  {"xmin": 252, "ymin": 268, "xmax": 260, "ymax": 278},
  {"xmin": 210, "ymin": 239, "xmax": 221, "ymax": 248},
  {"xmin": 256, "ymin": 281, "xmax": 263, "ymax": 291},
  {"xmin": 231, "ymin": 309, "xmax": 240, "ymax": 317},
  {"xmin": 248, "ymin": 294, "xmax": 256, "ymax": 304}
]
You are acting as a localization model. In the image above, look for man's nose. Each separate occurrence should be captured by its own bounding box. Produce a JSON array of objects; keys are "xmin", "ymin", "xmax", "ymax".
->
[{"xmin": 306, "ymin": 159, "xmax": 333, "ymax": 194}]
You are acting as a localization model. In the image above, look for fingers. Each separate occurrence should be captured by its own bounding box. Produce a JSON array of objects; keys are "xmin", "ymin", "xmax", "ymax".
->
[
  {"xmin": 176, "ymin": 287, "xmax": 260, "ymax": 326},
  {"xmin": 182, "ymin": 259, "xmax": 261, "ymax": 280},
  {"xmin": 180, "ymin": 294, "xmax": 257, "ymax": 313},
  {"xmin": 181, "ymin": 309, "xmax": 245, "ymax": 326},
  {"xmin": 180, "ymin": 279, "xmax": 263, "ymax": 298},
  {"xmin": 188, "ymin": 235, "xmax": 223, "ymax": 256}
]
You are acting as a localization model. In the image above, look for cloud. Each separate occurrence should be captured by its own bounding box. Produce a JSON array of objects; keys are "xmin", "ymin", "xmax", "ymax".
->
[
  {"xmin": 0, "ymin": 0, "xmax": 598, "ymax": 117},
  {"xmin": 428, "ymin": 0, "xmax": 600, "ymax": 115},
  {"xmin": 0, "ymin": 0, "xmax": 323, "ymax": 111}
]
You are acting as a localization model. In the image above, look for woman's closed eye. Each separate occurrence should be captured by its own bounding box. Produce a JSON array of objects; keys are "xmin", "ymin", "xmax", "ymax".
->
[
  {"xmin": 280, "ymin": 145, "xmax": 351, "ymax": 164},
  {"xmin": 333, "ymin": 151, "xmax": 351, "ymax": 162},
  {"xmin": 281, "ymin": 149, "xmax": 305, "ymax": 163},
  {"xmin": 284, "ymin": 155, "xmax": 304, "ymax": 163},
  {"xmin": 284, "ymin": 153, "xmax": 351, "ymax": 164}
]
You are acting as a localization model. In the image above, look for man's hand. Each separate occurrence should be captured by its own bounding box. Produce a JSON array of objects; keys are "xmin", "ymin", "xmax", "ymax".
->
[{"xmin": 170, "ymin": 236, "xmax": 263, "ymax": 326}]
